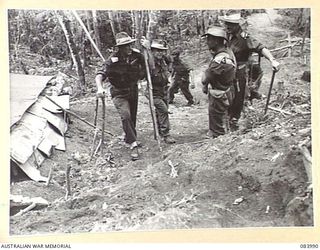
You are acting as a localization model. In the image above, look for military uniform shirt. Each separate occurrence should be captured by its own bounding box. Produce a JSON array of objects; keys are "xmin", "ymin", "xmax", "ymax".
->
[
  {"xmin": 203, "ymin": 48, "xmax": 236, "ymax": 91},
  {"xmin": 97, "ymin": 49, "xmax": 145, "ymax": 90},
  {"xmin": 151, "ymin": 58, "xmax": 170, "ymax": 98},
  {"xmin": 227, "ymin": 28, "xmax": 266, "ymax": 64},
  {"xmin": 172, "ymin": 58, "xmax": 190, "ymax": 81}
]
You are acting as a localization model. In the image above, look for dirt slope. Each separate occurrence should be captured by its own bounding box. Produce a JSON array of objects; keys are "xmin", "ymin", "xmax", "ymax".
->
[{"xmin": 10, "ymin": 10, "xmax": 312, "ymax": 235}]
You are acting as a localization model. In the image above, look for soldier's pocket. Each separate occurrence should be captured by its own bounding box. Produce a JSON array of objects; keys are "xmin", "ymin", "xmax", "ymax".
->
[
  {"xmin": 221, "ymin": 93, "xmax": 230, "ymax": 107},
  {"xmin": 210, "ymin": 89, "xmax": 230, "ymax": 107},
  {"xmin": 110, "ymin": 87, "xmax": 130, "ymax": 98}
]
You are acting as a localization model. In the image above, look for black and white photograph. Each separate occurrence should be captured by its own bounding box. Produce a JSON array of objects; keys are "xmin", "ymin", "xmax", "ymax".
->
[{"xmin": 8, "ymin": 8, "xmax": 313, "ymax": 236}]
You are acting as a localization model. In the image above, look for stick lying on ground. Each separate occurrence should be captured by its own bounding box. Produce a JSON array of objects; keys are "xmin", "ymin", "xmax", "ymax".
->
[
  {"xmin": 45, "ymin": 166, "xmax": 53, "ymax": 186},
  {"xmin": 268, "ymin": 106, "xmax": 292, "ymax": 115},
  {"xmin": 13, "ymin": 203, "xmax": 36, "ymax": 217},
  {"xmin": 45, "ymin": 95, "xmax": 113, "ymax": 136},
  {"xmin": 270, "ymin": 40, "xmax": 301, "ymax": 53}
]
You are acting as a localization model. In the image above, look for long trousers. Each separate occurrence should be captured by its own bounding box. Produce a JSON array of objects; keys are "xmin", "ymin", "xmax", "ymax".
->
[
  {"xmin": 229, "ymin": 67, "xmax": 246, "ymax": 120},
  {"xmin": 153, "ymin": 96, "xmax": 170, "ymax": 137},
  {"xmin": 168, "ymin": 79, "xmax": 193, "ymax": 103},
  {"xmin": 112, "ymin": 87, "xmax": 138, "ymax": 144},
  {"xmin": 208, "ymin": 90, "xmax": 233, "ymax": 138}
]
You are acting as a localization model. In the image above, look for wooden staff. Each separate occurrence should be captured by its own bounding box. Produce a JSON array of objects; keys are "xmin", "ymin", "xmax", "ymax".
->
[
  {"xmin": 264, "ymin": 70, "xmax": 277, "ymax": 115},
  {"xmin": 142, "ymin": 49, "xmax": 162, "ymax": 151},
  {"xmin": 100, "ymin": 96, "xmax": 106, "ymax": 155},
  {"xmin": 90, "ymin": 98, "xmax": 100, "ymax": 158}
]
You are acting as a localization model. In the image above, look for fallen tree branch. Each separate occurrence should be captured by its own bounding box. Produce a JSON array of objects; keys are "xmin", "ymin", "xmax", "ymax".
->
[
  {"xmin": 13, "ymin": 203, "xmax": 36, "ymax": 217},
  {"xmin": 45, "ymin": 95, "xmax": 113, "ymax": 136},
  {"xmin": 270, "ymin": 40, "xmax": 301, "ymax": 53},
  {"xmin": 45, "ymin": 166, "xmax": 53, "ymax": 186},
  {"xmin": 268, "ymin": 106, "xmax": 292, "ymax": 115}
]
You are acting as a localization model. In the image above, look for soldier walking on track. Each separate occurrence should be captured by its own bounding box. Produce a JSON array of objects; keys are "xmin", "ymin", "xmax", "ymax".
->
[
  {"xmin": 142, "ymin": 39, "xmax": 176, "ymax": 144},
  {"xmin": 201, "ymin": 26, "xmax": 237, "ymax": 138},
  {"xmin": 95, "ymin": 32, "xmax": 145, "ymax": 161},
  {"xmin": 168, "ymin": 48, "xmax": 194, "ymax": 106}
]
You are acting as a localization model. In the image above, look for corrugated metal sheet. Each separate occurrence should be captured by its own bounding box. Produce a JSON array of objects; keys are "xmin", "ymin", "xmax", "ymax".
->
[
  {"xmin": 41, "ymin": 95, "xmax": 70, "ymax": 113},
  {"xmin": 28, "ymin": 97, "xmax": 68, "ymax": 135},
  {"xmin": 10, "ymin": 73, "xmax": 70, "ymax": 182},
  {"xmin": 38, "ymin": 126, "xmax": 66, "ymax": 156},
  {"xmin": 10, "ymin": 113, "xmax": 48, "ymax": 164},
  {"xmin": 10, "ymin": 74, "xmax": 53, "ymax": 126}
]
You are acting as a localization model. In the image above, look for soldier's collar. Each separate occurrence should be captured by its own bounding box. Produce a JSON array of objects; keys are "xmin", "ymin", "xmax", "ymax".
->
[
  {"xmin": 235, "ymin": 28, "xmax": 243, "ymax": 38},
  {"xmin": 229, "ymin": 27, "xmax": 243, "ymax": 39},
  {"xmin": 211, "ymin": 47, "xmax": 227, "ymax": 58}
]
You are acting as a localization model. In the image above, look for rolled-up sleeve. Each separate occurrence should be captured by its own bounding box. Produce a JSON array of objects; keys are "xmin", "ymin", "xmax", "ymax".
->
[
  {"xmin": 96, "ymin": 60, "xmax": 111, "ymax": 81},
  {"xmin": 247, "ymin": 36, "xmax": 266, "ymax": 54}
]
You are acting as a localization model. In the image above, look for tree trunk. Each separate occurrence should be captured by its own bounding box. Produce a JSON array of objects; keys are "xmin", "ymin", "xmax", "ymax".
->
[
  {"xmin": 196, "ymin": 15, "xmax": 201, "ymax": 35},
  {"xmin": 22, "ymin": 10, "xmax": 31, "ymax": 45},
  {"xmin": 140, "ymin": 10, "xmax": 145, "ymax": 37},
  {"xmin": 14, "ymin": 10, "xmax": 23, "ymax": 58},
  {"xmin": 134, "ymin": 11, "xmax": 142, "ymax": 49},
  {"xmin": 201, "ymin": 10, "xmax": 206, "ymax": 34},
  {"xmin": 92, "ymin": 10, "xmax": 102, "ymax": 55},
  {"xmin": 146, "ymin": 10, "xmax": 157, "ymax": 41},
  {"xmin": 86, "ymin": 11, "xmax": 94, "ymax": 54},
  {"xmin": 56, "ymin": 11, "xmax": 86, "ymax": 92},
  {"xmin": 131, "ymin": 11, "xmax": 135, "ymax": 38},
  {"xmin": 108, "ymin": 11, "xmax": 116, "ymax": 40}
]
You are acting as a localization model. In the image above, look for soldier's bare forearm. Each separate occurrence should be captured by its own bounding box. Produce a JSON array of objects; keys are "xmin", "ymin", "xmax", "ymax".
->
[
  {"xmin": 261, "ymin": 48, "xmax": 275, "ymax": 62},
  {"xmin": 95, "ymin": 74, "xmax": 104, "ymax": 89}
]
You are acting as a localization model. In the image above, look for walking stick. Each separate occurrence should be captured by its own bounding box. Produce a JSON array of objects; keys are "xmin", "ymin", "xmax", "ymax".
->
[
  {"xmin": 264, "ymin": 69, "xmax": 277, "ymax": 114},
  {"xmin": 142, "ymin": 49, "xmax": 162, "ymax": 151},
  {"xmin": 100, "ymin": 96, "xmax": 106, "ymax": 155},
  {"xmin": 90, "ymin": 98, "xmax": 99, "ymax": 158}
]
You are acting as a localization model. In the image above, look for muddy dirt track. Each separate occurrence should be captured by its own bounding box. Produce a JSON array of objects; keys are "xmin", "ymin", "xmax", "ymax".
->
[{"xmin": 10, "ymin": 10, "xmax": 312, "ymax": 235}]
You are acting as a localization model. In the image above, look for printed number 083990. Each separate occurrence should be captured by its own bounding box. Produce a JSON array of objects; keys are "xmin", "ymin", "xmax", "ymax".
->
[{"xmin": 300, "ymin": 244, "xmax": 319, "ymax": 248}]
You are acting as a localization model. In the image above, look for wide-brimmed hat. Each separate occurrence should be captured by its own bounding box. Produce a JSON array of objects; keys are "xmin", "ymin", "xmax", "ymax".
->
[
  {"xmin": 201, "ymin": 26, "xmax": 227, "ymax": 40},
  {"xmin": 219, "ymin": 13, "xmax": 242, "ymax": 24},
  {"xmin": 151, "ymin": 40, "xmax": 168, "ymax": 50},
  {"xmin": 115, "ymin": 32, "xmax": 136, "ymax": 46}
]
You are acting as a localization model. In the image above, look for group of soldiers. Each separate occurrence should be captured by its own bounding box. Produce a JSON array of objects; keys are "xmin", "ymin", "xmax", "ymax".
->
[{"xmin": 95, "ymin": 13, "xmax": 280, "ymax": 161}]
